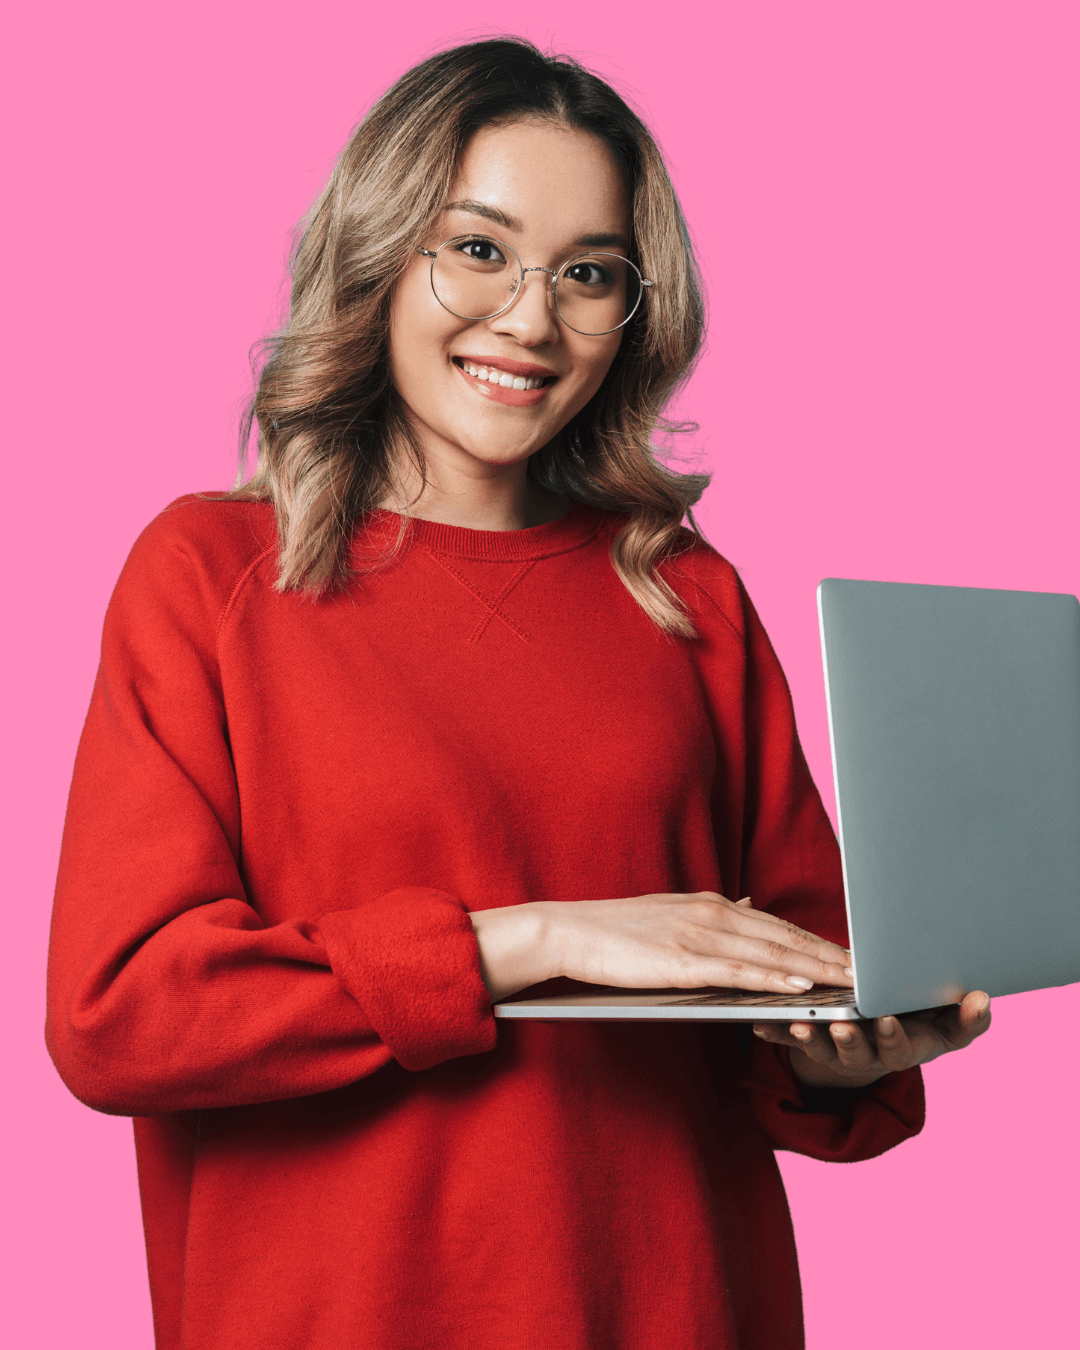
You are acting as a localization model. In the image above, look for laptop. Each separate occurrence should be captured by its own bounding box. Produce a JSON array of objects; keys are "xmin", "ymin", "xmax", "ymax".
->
[{"xmin": 494, "ymin": 578, "xmax": 1080, "ymax": 1023}]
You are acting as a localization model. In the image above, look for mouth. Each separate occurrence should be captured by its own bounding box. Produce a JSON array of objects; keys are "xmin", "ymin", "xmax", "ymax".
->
[{"xmin": 452, "ymin": 356, "xmax": 558, "ymax": 407}]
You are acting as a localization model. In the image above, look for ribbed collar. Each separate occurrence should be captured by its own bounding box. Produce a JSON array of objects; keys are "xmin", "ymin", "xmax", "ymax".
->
[{"xmin": 360, "ymin": 500, "xmax": 605, "ymax": 562}]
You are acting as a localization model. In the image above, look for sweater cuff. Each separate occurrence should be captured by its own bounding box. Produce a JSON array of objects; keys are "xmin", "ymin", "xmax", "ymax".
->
[
  {"xmin": 319, "ymin": 888, "xmax": 497, "ymax": 1071},
  {"xmin": 742, "ymin": 1037, "xmax": 925, "ymax": 1163}
]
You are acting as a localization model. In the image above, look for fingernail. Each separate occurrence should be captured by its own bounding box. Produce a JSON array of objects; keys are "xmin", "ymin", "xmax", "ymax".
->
[
  {"xmin": 832, "ymin": 1027, "xmax": 852, "ymax": 1042},
  {"xmin": 843, "ymin": 967, "xmax": 853, "ymax": 976},
  {"xmin": 753, "ymin": 1026, "xmax": 768, "ymax": 1036},
  {"xmin": 792, "ymin": 1026, "xmax": 812, "ymax": 1040},
  {"xmin": 786, "ymin": 976, "xmax": 813, "ymax": 991},
  {"xmin": 977, "ymin": 995, "xmax": 991, "ymax": 1017},
  {"xmin": 879, "ymin": 1016, "xmax": 896, "ymax": 1035}
]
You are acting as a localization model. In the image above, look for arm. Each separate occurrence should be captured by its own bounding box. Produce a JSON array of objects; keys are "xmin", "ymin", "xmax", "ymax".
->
[
  {"xmin": 46, "ymin": 512, "xmax": 494, "ymax": 1117},
  {"xmin": 702, "ymin": 568, "xmax": 933, "ymax": 1159}
]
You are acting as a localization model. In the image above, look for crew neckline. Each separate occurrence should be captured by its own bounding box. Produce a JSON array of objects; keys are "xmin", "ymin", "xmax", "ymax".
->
[{"xmin": 362, "ymin": 499, "xmax": 605, "ymax": 561}]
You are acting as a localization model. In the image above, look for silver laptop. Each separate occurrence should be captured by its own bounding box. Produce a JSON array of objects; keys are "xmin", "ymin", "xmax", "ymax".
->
[{"xmin": 495, "ymin": 578, "xmax": 1080, "ymax": 1023}]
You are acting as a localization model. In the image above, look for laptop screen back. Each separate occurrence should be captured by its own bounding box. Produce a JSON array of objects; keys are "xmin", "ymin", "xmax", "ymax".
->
[{"xmin": 819, "ymin": 578, "xmax": 1080, "ymax": 1017}]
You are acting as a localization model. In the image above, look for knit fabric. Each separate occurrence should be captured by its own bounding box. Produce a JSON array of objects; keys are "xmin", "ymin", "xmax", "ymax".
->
[{"xmin": 47, "ymin": 497, "xmax": 924, "ymax": 1350}]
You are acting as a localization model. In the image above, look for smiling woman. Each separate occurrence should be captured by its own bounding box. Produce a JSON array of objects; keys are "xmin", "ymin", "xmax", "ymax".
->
[
  {"xmin": 232, "ymin": 41, "xmax": 707, "ymax": 630},
  {"xmin": 45, "ymin": 35, "xmax": 985, "ymax": 1350},
  {"xmin": 386, "ymin": 121, "xmax": 637, "ymax": 512}
]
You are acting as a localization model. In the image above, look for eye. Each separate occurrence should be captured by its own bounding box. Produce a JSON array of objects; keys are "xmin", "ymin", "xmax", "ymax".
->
[
  {"xmin": 563, "ymin": 260, "xmax": 616, "ymax": 287},
  {"xmin": 451, "ymin": 236, "xmax": 508, "ymax": 266}
]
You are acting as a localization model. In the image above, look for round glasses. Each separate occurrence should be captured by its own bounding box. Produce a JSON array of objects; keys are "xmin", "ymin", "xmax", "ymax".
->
[{"xmin": 416, "ymin": 235, "xmax": 653, "ymax": 336}]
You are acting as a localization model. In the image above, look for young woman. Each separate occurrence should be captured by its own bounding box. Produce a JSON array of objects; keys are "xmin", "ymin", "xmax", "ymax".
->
[{"xmin": 47, "ymin": 38, "xmax": 990, "ymax": 1350}]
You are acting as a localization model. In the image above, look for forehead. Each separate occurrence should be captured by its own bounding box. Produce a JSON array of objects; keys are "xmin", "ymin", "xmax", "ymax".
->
[{"xmin": 447, "ymin": 121, "xmax": 629, "ymax": 246}]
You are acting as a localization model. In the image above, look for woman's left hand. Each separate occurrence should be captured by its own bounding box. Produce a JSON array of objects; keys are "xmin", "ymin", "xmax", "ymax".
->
[{"xmin": 753, "ymin": 989, "xmax": 992, "ymax": 1090}]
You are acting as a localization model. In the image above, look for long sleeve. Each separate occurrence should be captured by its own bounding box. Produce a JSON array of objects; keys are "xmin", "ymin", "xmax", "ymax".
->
[
  {"xmin": 46, "ymin": 505, "xmax": 495, "ymax": 1117},
  {"xmin": 671, "ymin": 549, "xmax": 926, "ymax": 1160},
  {"xmin": 742, "ymin": 1037, "xmax": 925, "ymax": 1161}
]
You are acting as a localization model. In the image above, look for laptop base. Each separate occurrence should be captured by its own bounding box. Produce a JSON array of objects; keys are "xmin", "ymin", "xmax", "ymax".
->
[{"xmin": 493, "ymin": 986, "xmax": 865, "ymax": 1022}]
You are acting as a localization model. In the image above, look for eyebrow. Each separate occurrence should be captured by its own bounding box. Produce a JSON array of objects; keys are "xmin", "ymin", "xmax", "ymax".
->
[
  {"xmin": 573, "ymin": 231, "xmax": 631, "ymax": 251},
  {"xmin": 445, "ymin": 200, "xmax": 524, "ymax": 233},
  {"xmin": 444, "ymin": 201, "xmax": 630, "ymax": 253}
]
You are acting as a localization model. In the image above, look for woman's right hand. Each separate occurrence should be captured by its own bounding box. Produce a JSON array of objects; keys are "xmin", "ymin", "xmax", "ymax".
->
[{"xmin": 469, "ymin": 892, "xmax": 853, "ymax": 1003}]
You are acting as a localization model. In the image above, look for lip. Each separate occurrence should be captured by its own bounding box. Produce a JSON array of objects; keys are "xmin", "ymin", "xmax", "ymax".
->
[
  {"xmin": 454, "ymin": 354, "xmax": 559, "ymax": 379},
  {"xmin": 452, "ymin": 356, "xmax": 558, "ymax": 408}
]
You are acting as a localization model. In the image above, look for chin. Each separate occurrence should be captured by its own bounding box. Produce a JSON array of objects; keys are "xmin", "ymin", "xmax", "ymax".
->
[
  {"xmin": 449, "ymin": 410, "xmax": 559, "ymax": 460},
  {"xmin": 460, "ymin": 438, "xmax": 546, "ymax": 467}
]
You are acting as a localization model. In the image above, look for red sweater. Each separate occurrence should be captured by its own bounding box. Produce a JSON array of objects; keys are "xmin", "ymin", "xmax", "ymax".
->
[{"xmin": 47, "ymin": 497, "xmax": 923, "ymax": 1350}]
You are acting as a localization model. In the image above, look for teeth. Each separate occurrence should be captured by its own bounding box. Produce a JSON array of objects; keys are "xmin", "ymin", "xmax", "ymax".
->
[{"xmin": 459, "ymin": 360, "xmax": 545, "ymax": 391}]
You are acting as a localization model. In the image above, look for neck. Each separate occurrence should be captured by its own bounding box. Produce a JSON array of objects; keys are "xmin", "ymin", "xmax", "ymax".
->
[{"xmin": 378, "ymin": 454, "xmax": 570, "ymax": 532}]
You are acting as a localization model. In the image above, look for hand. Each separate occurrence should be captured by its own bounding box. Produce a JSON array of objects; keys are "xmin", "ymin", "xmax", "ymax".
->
[
  {"xmin": 470, "ymin": 892, "xmax": 853, "ymax": 1002},
  {"xmin": 752, "ymin": 989, "xmax": 993, "ymax": 1090}
]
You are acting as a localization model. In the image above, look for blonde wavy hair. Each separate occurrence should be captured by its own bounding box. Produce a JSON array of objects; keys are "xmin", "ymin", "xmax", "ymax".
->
[{"xmin": 234, "ymin": 37, "xmax": 709, "ymax": 635}]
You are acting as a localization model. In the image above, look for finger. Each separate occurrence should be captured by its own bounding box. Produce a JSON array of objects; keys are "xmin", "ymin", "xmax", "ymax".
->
[
  {"xmin": 731, "ymin": 907, "xmax": 852, "ymax": 971},
  {"xmin": 681, "ymin": 894, "xmax": 852, "ymax": 983},
  {"xmin": 704, "ymin": 929, "xmax": 853, "ymax": 988},
  {"xmin": 872, "ymin": 1014, "xmax": 916, "ymax": 1071},
  {"xmin": 785, "ymin": 1023, "xmax": 841, "ymax": 1063},
  {"xmin": 755, "ymin": 1019, "xmax": 876, "ymax": 1070},
  {"xmin": 956, "ymin": 991, "xmax": 992, "ymax": 1042},
  {"xmin": 907, "ymin": 992, "xmax": 992, "ymax": 1057},
  {"xmin": 699, "ymin": 892, "xmax": 852, "ymax": 962},
  {"xmin": 694, "ymin": 958, "xmax": 845, "ymax": 997},
  {"xmin": 752, "ymin": 1022, "xmax": 809, "ymax": 1048},
  {"xmin": 684, "ymin": 895, "xmax": 852, "ymax": 987},
  {"xmin": 922, "ymin": 992, "xmax": 991, "ymax": 1055},
  {"xmin": 700, "ymin": 893, "xmax": 849, "ymax": 962},
  {"xmin": 827, "ymin": 1021, "xmax": 880, "ymax": 1072}
]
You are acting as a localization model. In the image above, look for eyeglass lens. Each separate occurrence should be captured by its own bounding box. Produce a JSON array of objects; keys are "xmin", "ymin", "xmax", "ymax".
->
[{"xmin": 431, "ymin": 236, "xmax": 642, "ymax": 335}]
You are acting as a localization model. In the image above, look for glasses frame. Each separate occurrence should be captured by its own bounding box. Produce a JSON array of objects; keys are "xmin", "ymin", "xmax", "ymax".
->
[{"xmin": 416, "ymin": 234, "xmax": 654, "ymax": 336}]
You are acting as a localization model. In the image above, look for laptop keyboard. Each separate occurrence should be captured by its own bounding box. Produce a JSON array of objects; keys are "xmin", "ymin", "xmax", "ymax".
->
[{"xmin": 660, "ymin": 987, "xmax": 858, "ymax": 1008}]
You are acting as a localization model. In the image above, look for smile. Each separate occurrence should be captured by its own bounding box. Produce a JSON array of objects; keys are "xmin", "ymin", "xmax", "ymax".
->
[{"xmin": 452, "ymin": 356, "xmax": 557, "ymax": 407}]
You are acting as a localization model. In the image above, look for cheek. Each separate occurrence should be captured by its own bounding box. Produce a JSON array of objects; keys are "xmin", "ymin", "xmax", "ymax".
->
[
  {"xmin": 388, "ymin": 283, "xmax": 428, "ymax": 383},
  {"xmin": 566, "ymin": 334, "xmax": 623, "ymax": 405},
  {"xmin": 388, "ymin": 271, "xmax": 457, "ymax": 385}
]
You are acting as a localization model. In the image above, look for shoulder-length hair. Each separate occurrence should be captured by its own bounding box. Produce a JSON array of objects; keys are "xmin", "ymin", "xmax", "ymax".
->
[{"xmin": 235, "ymin": 37, "xmax": 709, "ymax": 635}]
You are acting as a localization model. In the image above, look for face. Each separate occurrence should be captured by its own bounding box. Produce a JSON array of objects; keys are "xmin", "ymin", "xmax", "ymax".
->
[{"xmin": 389, "ymin": 120, "xmax": 631, "ymax": 477}]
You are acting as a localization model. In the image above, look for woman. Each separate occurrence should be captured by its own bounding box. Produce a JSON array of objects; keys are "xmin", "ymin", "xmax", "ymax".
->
[{"xmin": 47, "ymin": 38, "xmax": 990, "ymax": 1350}]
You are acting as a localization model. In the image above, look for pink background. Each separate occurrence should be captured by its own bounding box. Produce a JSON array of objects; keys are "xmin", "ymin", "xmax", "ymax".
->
[{"xmin": 5, "ymin": 3, "xmax": 1078, "ymax": 1344}]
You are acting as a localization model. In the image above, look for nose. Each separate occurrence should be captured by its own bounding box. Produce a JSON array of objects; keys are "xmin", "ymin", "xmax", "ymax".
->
[{"xmin": 488, "ymin": 269, "xmax": 560, "ymax": 347}]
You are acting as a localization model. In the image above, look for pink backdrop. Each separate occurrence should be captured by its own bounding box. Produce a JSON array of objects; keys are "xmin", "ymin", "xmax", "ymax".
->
[{"xmin": 6, "ymin": 3, "xmax": 1077, "ymax": 1345}]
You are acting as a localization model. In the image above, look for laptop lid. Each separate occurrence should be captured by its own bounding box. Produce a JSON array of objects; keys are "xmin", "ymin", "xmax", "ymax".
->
[{"xmin": 819, "ymin": 578, "xmax": 1080, "ymax": 1018}]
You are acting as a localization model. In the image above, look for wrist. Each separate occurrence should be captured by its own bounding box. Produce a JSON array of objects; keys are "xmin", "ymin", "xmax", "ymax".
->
[
  {"xmin": 787, "ymin": 1046, "xmax": 884, "ymax": 1092},
  {"xmin": 470, "ymin": 902, "xmax": 561, "ymax": 1002}
]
